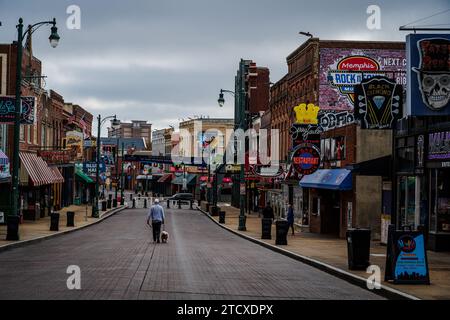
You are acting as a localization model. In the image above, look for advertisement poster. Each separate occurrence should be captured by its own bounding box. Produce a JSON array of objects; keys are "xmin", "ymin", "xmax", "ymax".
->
[
  {"xmin": 391, "ymin": 231, "xmax": 430, "ymax": 284},
  {"xmin": 406, "ymin": 34, "xmax": 450, "ymax": 116},
  {"xmin": 0, "ymin": 96, "xmax": 36, "ymax": 124},
  {"xmin": 65, "ymin": 131, "xmax": 84, "ymax": 160},
  {"xmin": 0, "ymin": 148, "xmax": 10, "ymax": 179},
  {"xmin": 319, "ymin": 47, "xmax": 406, "ymax": 130},
  {"xmin": 291, "ymin": 143, "xmax": 321, "ymax": 175},
  {"xmin": 354, "ymin": 76, "xmax": 403, "ymax": 129}
]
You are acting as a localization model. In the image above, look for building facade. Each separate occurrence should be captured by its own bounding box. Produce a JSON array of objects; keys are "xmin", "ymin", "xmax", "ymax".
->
[{"xmin": 108, "ymin": 120, "xmax": 151, "ymax": 148}]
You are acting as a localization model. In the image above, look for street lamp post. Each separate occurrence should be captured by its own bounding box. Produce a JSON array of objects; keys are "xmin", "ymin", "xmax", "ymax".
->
[
  {"xmin": 120, "ymin": 142, "xmax": 125, "ymax": 205},
  {"xmin": 7, "ymin": 17, "xmax": 60, "ymax": 241},
  {"xmin": 217, "ymin": 59, "xmax": 249, "ymax": 231},
  {"xmin": 92, "ymin": 114, "xmax": 119, "ymax": 218}
]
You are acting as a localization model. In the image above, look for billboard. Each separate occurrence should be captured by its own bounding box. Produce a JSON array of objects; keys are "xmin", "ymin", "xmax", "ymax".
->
[
  {"xmin": 319, "ymin": 47, "xmax": 406, "ymax": 130},
  {"xmin": 65, "ymin": 131, "xmax": 84, "ymax": 160},
  {"xmin": 406, "ymin": 34, "xmax": 450, "ymax": 116}
]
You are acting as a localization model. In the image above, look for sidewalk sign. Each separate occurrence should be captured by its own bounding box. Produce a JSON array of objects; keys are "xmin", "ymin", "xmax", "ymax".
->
[{"xmin": 386, "ymin": 226, "xmax": 430, "ymax": 284}]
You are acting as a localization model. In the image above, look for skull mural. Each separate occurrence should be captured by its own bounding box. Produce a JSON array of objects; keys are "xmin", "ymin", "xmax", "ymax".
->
[{"xmin": 413, "ymin": 38, "xmax": 450, "ymax": 111}]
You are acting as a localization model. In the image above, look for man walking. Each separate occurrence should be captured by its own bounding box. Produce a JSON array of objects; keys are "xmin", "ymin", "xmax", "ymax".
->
[{"xmin": 147, "ymin": 199, "xmax": 165, "ymax": 243}]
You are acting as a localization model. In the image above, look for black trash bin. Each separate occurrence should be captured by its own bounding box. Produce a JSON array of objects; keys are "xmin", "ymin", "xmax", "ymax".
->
[
  {"xmin": 107, "ymin": 199, "xmax": 112, "ymax": 209},
  {"xmin": 275, "ymin": 220, "xmax": 289, "ymax": 245},
  {"xmin": 346, "ymin": 228, "xmax": 371, "ymax": 270},
  {"xmin": 113, "ymin": 199, "xmax": 118, "ymax": 208},
  {"xmin": 66, "ymin": 211, "xmax": 75, "ymax": 227},
  {"xmin": 261, "ymin": 218, "xmax": 273, "ymax": 240},
  {"xmin": 101, "ymin": 201, "xmax": 107, "ymax": 212},
  {"xmin": 219, "ymin": 211, "xmax": 226, "ymax": 224},
  {"xmin": 50, "ymin": 212, "xmax": 60, "ymax": 231},
  {"xmin": 210, "ymin": 206, "xmax": 219, "ymax": 216},
  {"xmin": 6, "ymin": 215, "xmax": 20, "ymax": 241}
]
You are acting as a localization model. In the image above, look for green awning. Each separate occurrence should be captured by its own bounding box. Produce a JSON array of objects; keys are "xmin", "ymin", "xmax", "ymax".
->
[
  {"xmin": 171, "ymin": 174, "xmax": 196, "ymax": 185},
  {"xmin": 75, "ymin": 170, "xmax": 94, "ymax": 184}
]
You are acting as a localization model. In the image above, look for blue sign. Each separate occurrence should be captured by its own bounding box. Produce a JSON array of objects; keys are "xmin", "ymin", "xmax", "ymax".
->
[
  {"xmin": 406, "ymin": 34, "xmax": 450, "ymax": 116},
  {"xmin": 391, "ymin": 231, "xmax": 430, "ymax": 284},
  {"xmin": 83, "ymin": 161, "xmax": 106, "ymax": 176}
]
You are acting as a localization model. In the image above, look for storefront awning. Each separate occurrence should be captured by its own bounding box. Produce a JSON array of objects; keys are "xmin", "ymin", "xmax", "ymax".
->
[
  {"xmin": 299, "ymin": 169, "xmax": 352, "ymax": 190},
  {"xmin": 19, "ymin": 152, "xmax": 56, "ymax": 186},
  {"xmin": 49, "ymin": 166, "xmax": 65, "ymax": 184},
  {"xmin": 172, "ymin": 174, "xmax": 196, "ymax": 185},
  {"xmin": 158, "ymin": 173, "xmax": 172, "ymax": 183},
  {"xmin": 345, "ymin": 155, "xmax": 391, "ymax": 177},
  {"xmin": 75, "ymin": 170, "xmax": 94, "ymax": 184}
]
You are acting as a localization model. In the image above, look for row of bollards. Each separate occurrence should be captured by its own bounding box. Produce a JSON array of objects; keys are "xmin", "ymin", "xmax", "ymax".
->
[{"xmin": 49, "ymin": 211, "xmax": 76, "ymax": 232}]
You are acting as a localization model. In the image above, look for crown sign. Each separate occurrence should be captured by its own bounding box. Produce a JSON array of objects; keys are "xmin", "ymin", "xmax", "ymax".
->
[{"xmin": 293, "ymin": 103, "xmax": 320, "ymax": 125}]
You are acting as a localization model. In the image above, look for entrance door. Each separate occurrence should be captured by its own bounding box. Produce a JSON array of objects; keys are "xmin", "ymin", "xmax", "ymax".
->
[{"xmin": 398, "ymin": 176, "xmax": 420, "ymax": 229}]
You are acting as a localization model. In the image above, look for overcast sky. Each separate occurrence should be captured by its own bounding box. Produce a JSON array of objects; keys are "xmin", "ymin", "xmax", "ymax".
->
[{"xmin": 1, "ymin": 0, "xmax": 449, "ymax": 135}]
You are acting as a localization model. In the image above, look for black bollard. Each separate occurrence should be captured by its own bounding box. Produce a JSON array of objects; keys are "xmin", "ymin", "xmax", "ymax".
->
[
  {"xmin": 167, "ymin": 199, "xmax": 170, "ymax": 209},
  {"xmin": 144, "ymin": 198, "xmax": 147, "ymax": 208},
  {"xmin": 178, "ymin": 200, "xmax": 182, "ymax": 209},
  {"xmin": 130, "ymin": 194, "xmax": 133, "ymax": 201},
  {"xmin": 132, "ymin": 198, "xmax": 136, "ymax": 208},
  {"xmin": 190, "ymin": 200, "xmax": 193, "ymax": 210}
]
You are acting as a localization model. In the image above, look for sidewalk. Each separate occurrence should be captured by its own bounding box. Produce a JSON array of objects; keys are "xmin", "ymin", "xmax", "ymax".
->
[
  {"xmin": 0, "ymin": 203, "xmax": 126, "ymax": 250},
  {"xmin": 211, "ymin": 203, "xmax": 450, "ymax": 300}
]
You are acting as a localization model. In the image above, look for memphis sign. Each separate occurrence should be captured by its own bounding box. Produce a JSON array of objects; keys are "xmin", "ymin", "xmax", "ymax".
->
[{"xmin": 0, "ymin": 96, "xmax": 36, "ymax": 124}]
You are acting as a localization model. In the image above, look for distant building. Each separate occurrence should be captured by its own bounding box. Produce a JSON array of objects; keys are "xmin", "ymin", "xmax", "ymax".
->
[
  {"xmin": 108, "ymin": 120, "xmax": 152, "ymax": 148},
  {"xmin": 152, "ymin": 128, "xmax": 174, "ymax": 156}
]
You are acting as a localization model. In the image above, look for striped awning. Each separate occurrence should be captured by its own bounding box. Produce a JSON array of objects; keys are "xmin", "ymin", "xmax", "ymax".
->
[
  {"xmin": 19, "ymin": 152, "xmax": 62, "ymax": 186},
  {"xmin": 49, "ymin": 166, "xmax": 65, "ymax": 184}
]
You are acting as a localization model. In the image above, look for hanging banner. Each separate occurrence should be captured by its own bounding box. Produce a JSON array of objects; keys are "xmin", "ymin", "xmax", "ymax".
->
[
  {"xmin": 389, "ymin": 230, "xmax": 430, "ymax": 284},
  {"xmin": 354, "ymin": 76, "xmax": 403, "ymax": 129},
  {"xmin": 406, "ymin": 34, "xmax": 450, "ymax": 116},
  {"xmin": 0, "ymin": 96, "xmax": 36, "ymax": 124}
]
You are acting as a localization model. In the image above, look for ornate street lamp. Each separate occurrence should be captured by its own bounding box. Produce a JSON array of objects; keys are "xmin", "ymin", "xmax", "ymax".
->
[{"xmin": 7, "ymin": 18, "xmax": 60, "ymax": 241}]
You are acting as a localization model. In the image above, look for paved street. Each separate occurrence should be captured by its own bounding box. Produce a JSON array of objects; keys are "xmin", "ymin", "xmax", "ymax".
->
[{"xmin": 0, "ymin": 206, "xmax": 382, "ymax": 300}]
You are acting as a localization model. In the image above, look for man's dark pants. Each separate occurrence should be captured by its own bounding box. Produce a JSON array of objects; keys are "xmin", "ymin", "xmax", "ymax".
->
[{"xmin": 152, "ymin": 221, "xmax": 162, "ymax": 242}]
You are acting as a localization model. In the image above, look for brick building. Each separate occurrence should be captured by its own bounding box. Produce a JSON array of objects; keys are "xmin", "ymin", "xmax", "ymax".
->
[
  {"xmin": 108, "ymin": 120, "xmax": 151, "ymax": 148},
  {"xmin": 268, "ymin": 38, "xmax": 405, "ymax": 239}
]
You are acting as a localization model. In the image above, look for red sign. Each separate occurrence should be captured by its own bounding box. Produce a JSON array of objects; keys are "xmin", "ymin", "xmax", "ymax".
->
[
  {"xmin": 38, "ymin": 149, "xmax": 77, "ymax": 164},
  {"xmin": 337, "ymin": 55, "xmax": 379, "ymax": 71},
  {"xmin": 292, "ymin": 143, "xmax": 321, "ymax": 175}
]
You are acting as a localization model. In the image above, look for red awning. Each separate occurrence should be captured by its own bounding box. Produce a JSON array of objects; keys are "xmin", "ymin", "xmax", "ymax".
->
[
  {"xmin": 49, "ymin": 166, "xmax": 65, "ymax": 184},
  {"xmin": 158, "ymin": 173, "xmax": 172, "ymax": 183},
  {"xmin": 19, "ymin": 152, "xmax": 62, "ymax": 186}
]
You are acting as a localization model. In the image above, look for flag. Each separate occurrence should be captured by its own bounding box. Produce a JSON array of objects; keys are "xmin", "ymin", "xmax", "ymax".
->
[{"xmin": 79, "ymin": 113, "xmax": 90, "ymax": 138}]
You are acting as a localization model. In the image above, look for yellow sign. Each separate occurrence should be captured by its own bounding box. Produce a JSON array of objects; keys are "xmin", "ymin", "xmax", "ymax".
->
[{"xmin": 293, "ymin": 103, "xmax": 320, "ymax": 125}]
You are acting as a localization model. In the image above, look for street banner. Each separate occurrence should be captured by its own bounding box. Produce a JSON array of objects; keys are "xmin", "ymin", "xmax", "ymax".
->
[
  {"xmin": 406, "ymin": 34, "xmax": 450, "ymax": 116},
  {"xmin": 354, "ymin": 76, "xmax": 403, "ymax": 129},
  {"xmin": 0, "ymin": 96, "xmax": 36, "ymax": 124},
  {"xmin": 386, "ymin": 228, "xmax": 430, "ymax": 284}
]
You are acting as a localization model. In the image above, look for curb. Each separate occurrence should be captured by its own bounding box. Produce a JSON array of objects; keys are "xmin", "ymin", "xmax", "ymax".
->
[
  {"xmin": 198, "ymin": 208, "xmax": 420, "ymax": 301},
  {"xmin": 0, "ymin": 205, "xmax": 128, "ymax": 253}
]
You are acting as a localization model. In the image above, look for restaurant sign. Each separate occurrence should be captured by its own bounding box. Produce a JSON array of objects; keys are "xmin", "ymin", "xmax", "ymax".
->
[
  {"xmin": 38, "ymin": 149, "xmax": 77, "ymax": 165},
  {"xmin": 291, "ymin": 143, "xmax": 321, "ymax": 176}
]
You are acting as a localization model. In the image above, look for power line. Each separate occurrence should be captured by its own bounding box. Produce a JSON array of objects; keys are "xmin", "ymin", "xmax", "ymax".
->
[{"xmin": 402, "ymin": 8, "xmax": 450, "ymax": 27}]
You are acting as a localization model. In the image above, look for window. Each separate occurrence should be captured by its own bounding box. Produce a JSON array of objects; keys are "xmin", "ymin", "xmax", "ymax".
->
[
  {"xmin": 27, "ymin": 125, "xmax": 31, "ymax": 144},
  {"xmin": 20, "ymin": 125, "xmax": 25, "ymax": 141},
  {"xmin": 312, "ymin": 197, "xmax": 320, "ymax": 215},
  {"xmin": 33, "ymin": 124, "xmax": 37, "ymax": 145},
  {"xmin": 430, "ymin": 169, "xmax": 450, "ymax": 233}
]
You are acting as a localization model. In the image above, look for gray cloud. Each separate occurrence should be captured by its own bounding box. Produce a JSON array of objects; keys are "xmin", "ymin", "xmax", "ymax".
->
[{"xmin": 1, "ymin": 0, "xmax": 448, "ymax": 135}]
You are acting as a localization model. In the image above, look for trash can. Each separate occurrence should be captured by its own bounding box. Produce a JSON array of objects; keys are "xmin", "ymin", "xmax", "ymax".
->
[
  {"xmin": 66, "ymin": 211, "xmax": 75, "ymax": 227},
  {"xmin": 210, "ymin": 206, "xmax": 219, "ymax": 216},
  {"xmin": 346, "ymin": 228, "xmax": 371, "ymax": 270},
  {"xmin": 107, "ymin": 199, "xmax": 112, "ymax": 209},
  {"xmin": 219, "ymin": 211, "xmax": 226, "ymax": 224},
  {"xmin": 113, "ymin": 199, "xmax": 118, "ymax": 208},
  {"xmin": 275, "ymin": 220, "xmax": 289, "ymax": 245},
  {"xmin": 6, "ymin": 215, "xmax": 20, "ymax": 241},
  {"xmin": 261, "ymin": 218, "xmax": 273, "ymax": 240},
  {"xmin": 101, "ymin": 201, "xmax": 107, "ymax": 212},
  {"xmin": 50, "ymin": 212, "xmax": 60, "ymax": 231},
  {"xmin": 74, "ymin": 197, "xmax": 81, "ymax": 205}
]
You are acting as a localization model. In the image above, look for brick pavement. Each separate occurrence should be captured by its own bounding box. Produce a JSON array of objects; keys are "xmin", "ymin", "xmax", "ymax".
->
[
  {"xmin": 212, "ymin": 203, "xmax": 450, "ymax": 300},
  {"xmin": 0, "ymin": 205, "xmax": 382, "ymax": 300}
]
